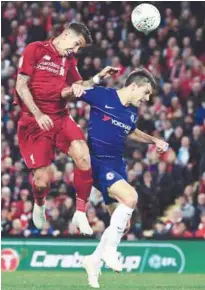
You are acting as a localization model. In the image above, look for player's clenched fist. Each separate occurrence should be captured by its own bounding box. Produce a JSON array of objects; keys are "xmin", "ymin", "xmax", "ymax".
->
[
  {"xmin": 98, "ymin": 66, "xmax": 121, "ymax": 79},
  {"xmin": 72, "ymin": 83, "xmax": 85, "ymax": 98},
  {"xmin": 155, "ymin": 139, "xmax": 169, "ymax": 153},
  {"xmin": 35, "ymin": 112, "xmax": 54, "ymax": 131}
]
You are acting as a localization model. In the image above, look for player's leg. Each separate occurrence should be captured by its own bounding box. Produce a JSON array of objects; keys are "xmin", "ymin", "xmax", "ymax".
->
[
  {"xmin": 69, "ymin": 139, "xmax": 93, "ymax": 235},
  {"xmin": 83, "ymin": 201, "xmax": 118, "ymax": 289},
  {"xmin": 55, "ymin": 116, "xmax": 93, "ymax": 235},
  {"xmin": 106, "ymin": 202, "xmax": 131, "ymax": 233},
  {"xmin": 32, "ymin": 165, "xmax": 53, "ymax": 228},
  {"xmin": 32, "ymin": 166, "xmax": 52, "ymax": 205},
  {"xmin": 84, "ymin": 202, "xmax": 125, "ymax": 288},
  {"xmin": 88, "ymin": 202, "xmax": 118, "ymax": 264},
  {"xmin": 87, "ymin": 181, "xmax": 137, "ymax": 273},
  {"xmin": 84, "ymin": 182, "xmax": 137, "ymax": 287},
  {"xmin": 101, "ymin": 180, "xmax": 138, "ymax": 270},
  {"xmin": 68, "ymin": 139, "xmax": 92, "ymax": 211},
  {"xmin": 17, "ymin": 115, "xmax": 54, "ymax": 229},
  {"xmin": 84, "ymin": 161, "xmax": 130, "ymax": 287},
  {"xmin": 85, "ymin": 176, "xmax": 137, "ymax": 274}
]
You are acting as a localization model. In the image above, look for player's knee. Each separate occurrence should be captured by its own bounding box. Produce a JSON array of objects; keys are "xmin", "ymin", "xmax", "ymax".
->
[
  {"xmin": 124, "ymin": 189, "xmax": 138, "ymax": 209},
  {"xmin": 69, "ymin": 140, "xmax": 91, "ymax": 170},
  {"xmin": 34, "ymin": 169, "xmax": 50, "ymax": 190},
  {"xmin": 75, "ymin": 152, "xmax": 91, "ymax": 170},
  {"xmin": 34, "ymin": 177, "xmax": 49, "ymax": 190}
]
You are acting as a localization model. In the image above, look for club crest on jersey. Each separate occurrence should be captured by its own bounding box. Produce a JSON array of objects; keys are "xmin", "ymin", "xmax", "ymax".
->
[
  {"xmin": 43, "ymin": 55, "xmax": 51, "ymax": 61},
  {"xmin": 131, "ymin": 114, "xmax": 136, "ymax": 123},
  {"xmin": 106, "ymin": 172, "xmax": 115, "ymax": 180}
]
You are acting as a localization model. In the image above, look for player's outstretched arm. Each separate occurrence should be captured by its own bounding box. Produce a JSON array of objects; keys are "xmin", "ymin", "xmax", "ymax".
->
[
  {"xmin": 61, "ymin": 84, "xmax": 88, "ymax": 99},
  {"xmin": 76, "ymin": 66, "xmax": 120, "ymax": 87},
  {"xmin": 16, "ymin": 74, "xmax": 53, "ymax": 131},
  {"xmin": 62, "ymin": 66, "xmax": 120, "ymax": 99},
  {"xmin": 129, "ymin": 128, "xmax": 169, "ymax": 153},
  {"xmin": 61, "ymin": 86, "xmax": 74, "ymax": 99}
]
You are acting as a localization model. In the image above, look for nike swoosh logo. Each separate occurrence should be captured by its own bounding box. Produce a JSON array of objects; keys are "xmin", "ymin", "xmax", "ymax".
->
[{"xmin": 105, "ymin": 105, "xmax": 115, "ymax": 109}]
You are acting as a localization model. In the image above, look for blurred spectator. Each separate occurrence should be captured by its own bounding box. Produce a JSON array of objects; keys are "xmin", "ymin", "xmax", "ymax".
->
[
  {"xmin": 199, "ymin": 173, "xmax": 205, "ymax": 194},
  {"xmin": 161, "ymin": 120, "xmax": 174, "ymax": 142},
  {"xmin": 49, "ymin": 208, "xmax": 66, "ymax": 234},
  {"xmin": 27, "ymin": 18, "xmax": 46, "ymax": 43},
  {"xmin": 183, "ymin": 185, "xmax": 195, "ymax": 204},
  {"xmin": 1, "ymin": 208, "xmax": 11, "ymax": 234},
  {"xmin": 64, "ymin": 222, "xmax": 80, "ymax": 236},
  {"xmin": 171, "ymin": 222, "xmax": 193, "ymax": 238},
  {"xmin": 92, "ymin": 220, "xmax": 105, "ymax": 239},
  {"xmin": 1, "ymin": 51, "xmax": 11, "ymax": 80},
  {"xmin": 1, "ymin": 187, "xmax": 12, "ymax": 209},
  {"xmin": 20, "ymin": 200, "xmax": 33, "ymax": 230},
  {"xmin": 195, "ymin": 212, "xmax": 205, "ymax": 238},
  {"xmin": 137, "ymin": 171, "xmax": 160, "ymax": 229},
  {"xmin": 168, "ymin": 126, "xmax": 183, "ymax": 153},
  {"xmin": 152, "ymin": 221, "xmax": 169, "ymax": 238},
  {"xmin": 165, "ymin": 208, "xmax": 183, "ymax": 230},
  {"xmin": 177, "ymin": 136, "xmax": 192, "ymax": 166},
  {"xmin": 194, "ymin": 193, "xmax": 205, "ymax": 227},
  {"xmin": 40, "ymin": 221, "xmax": 55, "ymax": 236},
  {"xmin": 9, "ymin": 219, "xmax": 24, "ymax": 236},
  {"xmin": 59, "ymin": 196, "xmax": 75, "ymax": 221},
  {"xmin": 155, "ymin": 161, "xmax": 174, "ymax": 213},
  {"xmin": 176, "ymin": 195, "xmax": 195, "ymax": 222}
]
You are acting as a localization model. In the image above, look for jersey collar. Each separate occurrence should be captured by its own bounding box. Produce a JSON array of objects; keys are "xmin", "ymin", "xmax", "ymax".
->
[
  {"xmin": 47, "ymin": 38, "xmax": 75, "ymax": 59},
  {"xmin": 48, "ymin": 38, "xmax": 61, "ymax": 56},
  {"xmin": 114, "ymin": 89, "xmax": 138, "ymax": 113}
]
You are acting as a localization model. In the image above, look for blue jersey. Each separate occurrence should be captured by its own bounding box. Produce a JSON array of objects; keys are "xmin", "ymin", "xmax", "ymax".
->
[{"xmin": 81, "ymin": 86, "xmax": 138, "ymax": 159}]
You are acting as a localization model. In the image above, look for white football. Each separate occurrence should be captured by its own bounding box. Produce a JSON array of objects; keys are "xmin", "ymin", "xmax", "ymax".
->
[{"xmin": 131, "ymin": 3, "xmax": 161, "ymax": 34}]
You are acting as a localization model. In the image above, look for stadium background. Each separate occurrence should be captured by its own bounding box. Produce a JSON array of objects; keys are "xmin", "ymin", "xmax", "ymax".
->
[{"xmin": 1, "ymin": 0, "xmax": 205, "ymax": 279}]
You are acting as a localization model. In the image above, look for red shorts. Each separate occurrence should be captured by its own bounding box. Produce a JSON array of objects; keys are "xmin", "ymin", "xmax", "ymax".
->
[{"xmin": 17, "ymin": 113, "xmax": 85, "ymax": 169}]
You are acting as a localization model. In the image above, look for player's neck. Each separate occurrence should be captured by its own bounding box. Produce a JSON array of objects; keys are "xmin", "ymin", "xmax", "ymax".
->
[
  {"xmin": 52, "ymin": 37, "xmax": 63, "ymax": 55},
  {"xmin": 117, "ymin": 88, "xmax": 131, "ymax": 107}
]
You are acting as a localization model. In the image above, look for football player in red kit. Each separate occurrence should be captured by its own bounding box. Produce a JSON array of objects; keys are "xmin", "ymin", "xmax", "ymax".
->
[{"xmin": 15, "ymin": 22, "xmax": 120, "ymax": 235}]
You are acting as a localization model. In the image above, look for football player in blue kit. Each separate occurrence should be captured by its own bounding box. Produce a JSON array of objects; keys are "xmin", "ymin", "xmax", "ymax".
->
[{"xmin": 62, "ymin": 68, "xmax": 169, "ymax": 288}]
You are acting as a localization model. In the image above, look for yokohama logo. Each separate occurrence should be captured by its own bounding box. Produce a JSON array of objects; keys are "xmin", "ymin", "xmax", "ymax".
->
[
  {"xmin": 1, "ymin": 248, "xmax": 20, "ymax": 272},
  {"xmin": 111, "ymin": 119, "xmax": 131, "ymax": 130},
  {"xmin": 103, "ymin": 115, "xmax": 131, "ymax": 131}
]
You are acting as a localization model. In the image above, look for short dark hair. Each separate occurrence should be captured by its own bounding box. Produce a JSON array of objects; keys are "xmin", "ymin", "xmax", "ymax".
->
[
  {"xmin": 67, "ymin": 22, "xmax": 92, "ymax": 45},
  {"xmin": 125, "ymin": 68, "xmax": 157, "ymax": 95}
]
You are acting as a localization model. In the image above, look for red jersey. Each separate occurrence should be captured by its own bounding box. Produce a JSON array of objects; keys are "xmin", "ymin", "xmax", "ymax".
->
[{"xmin": 16, "ymin": 40, "xmax": 82, "ymax": 116}]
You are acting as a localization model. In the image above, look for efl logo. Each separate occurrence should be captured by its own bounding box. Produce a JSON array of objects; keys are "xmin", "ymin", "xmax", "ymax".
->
[{"xmin": 1, "ymin": 248, "xmax": 20, "ymax": 272}]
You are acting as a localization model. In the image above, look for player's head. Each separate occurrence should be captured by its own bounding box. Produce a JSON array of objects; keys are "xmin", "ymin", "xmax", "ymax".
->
[
  {"xmin": 124, "ymin": 68, "xmax": 157, "ymax": 107},
  {"xmin": 58, "ymin": 22, "xmax": 92, "ymax": 56}
]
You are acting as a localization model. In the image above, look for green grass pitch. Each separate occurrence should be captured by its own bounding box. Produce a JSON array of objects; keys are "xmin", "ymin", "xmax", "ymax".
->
[{"xmin": 2, "ymin": 272, "xmax": 205, "ymax": 290}]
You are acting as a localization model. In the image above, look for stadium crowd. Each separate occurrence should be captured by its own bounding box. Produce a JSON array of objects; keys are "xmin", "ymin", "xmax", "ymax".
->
[{"xmin": 1, "ymin": 1, "xmax": 205, "ymax": 239}]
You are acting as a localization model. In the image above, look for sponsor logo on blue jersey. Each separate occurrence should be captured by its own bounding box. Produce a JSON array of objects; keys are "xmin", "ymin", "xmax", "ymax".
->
[{"xmin": 102, "ymin": 114, "xmax": 132, "ymax": 133}]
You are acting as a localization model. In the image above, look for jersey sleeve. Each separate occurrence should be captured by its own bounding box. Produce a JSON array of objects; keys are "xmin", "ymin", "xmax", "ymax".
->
[
  {"xmin": 80, "ymin": 86, "xmax": 108, "ymax": 106},
  {"xmin": 67, "ymin": 58, "xmax": 82, "ymax": 85},
  {"xmin": 18, "ymin": 42, "xmax": 42, "ymax": 76},
  {"xmin": 131, "ymin": 121, "xmax": 137, "ymax": 133}
]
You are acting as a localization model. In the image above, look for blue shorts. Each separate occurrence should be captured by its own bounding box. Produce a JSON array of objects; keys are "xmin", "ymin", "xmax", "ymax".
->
[{"xmin": 91, "ymin": 156, "xmax": 127, "ymax": 205}]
